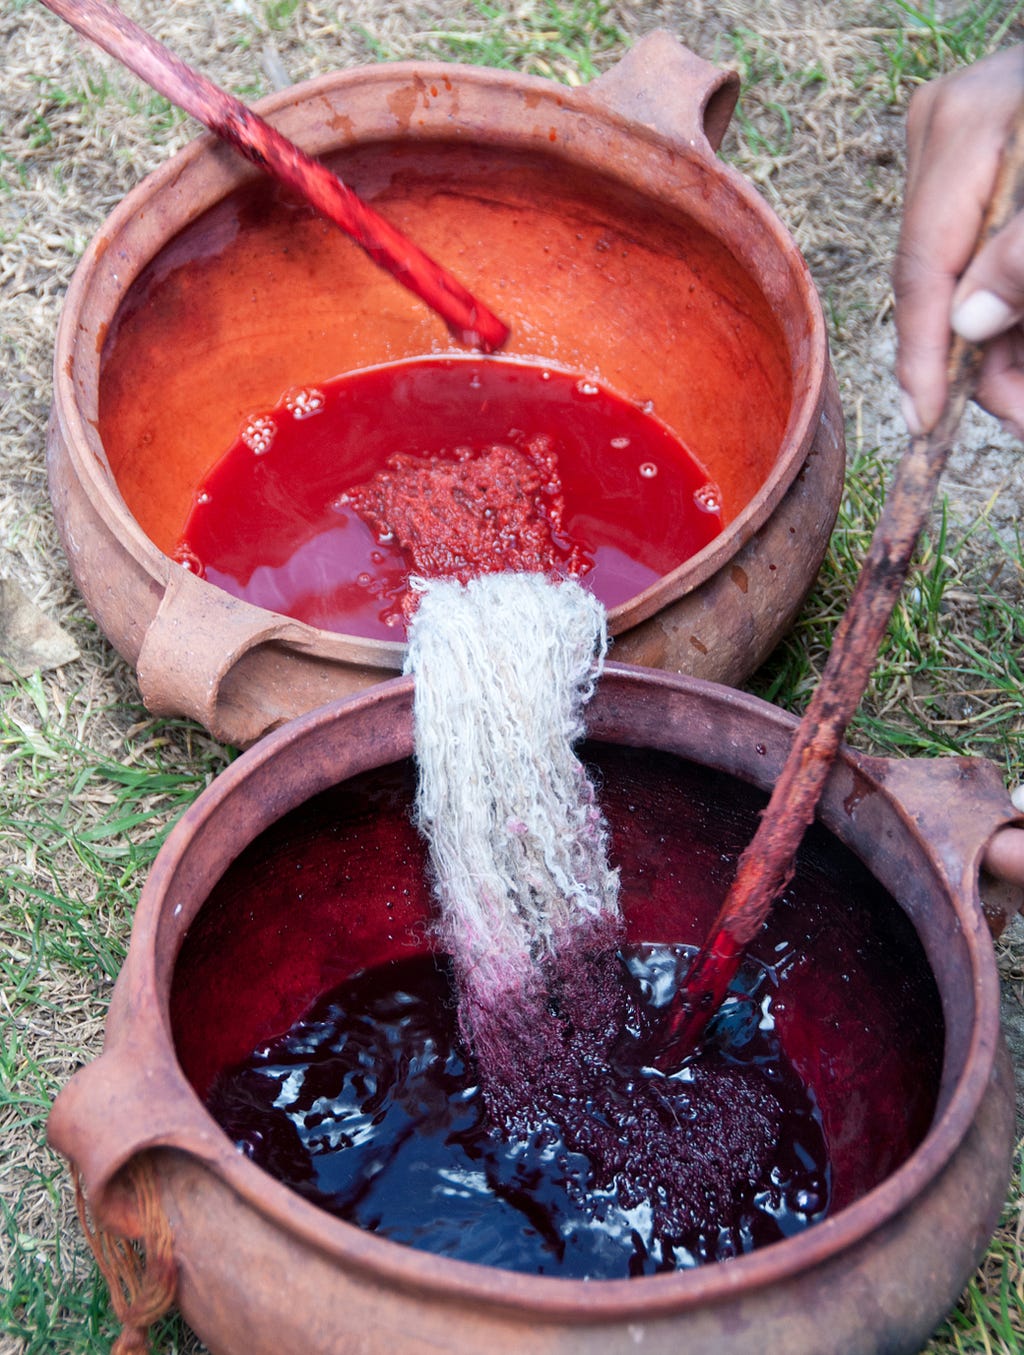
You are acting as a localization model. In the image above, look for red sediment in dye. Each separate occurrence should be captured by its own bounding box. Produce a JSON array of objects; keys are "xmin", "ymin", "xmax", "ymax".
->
[
  {"xmin": 176, "ymin": 357, "xmax": 723, "ymax": 640},
  {"xmin": 460, "ymin": 925, "xmax": 802, "ymax": 1248},
  {"xmin": 341, "ymin": 435, "xmax": 586, "ymax": 599}
]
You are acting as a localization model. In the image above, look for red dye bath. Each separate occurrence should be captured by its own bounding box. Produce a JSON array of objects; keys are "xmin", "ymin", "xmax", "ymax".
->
[
  {"xmin": 173, "ymin": 748, "xmax": 945, "ymax": 1278},
  {"xmin": 175, "ymin": 358, "xmax": 722, "ymax": 638}
]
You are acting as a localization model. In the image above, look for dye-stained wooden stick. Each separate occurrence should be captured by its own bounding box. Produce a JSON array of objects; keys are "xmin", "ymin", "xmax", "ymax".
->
[
  {"xmin": 39, "ymin": 0, "xmax": 510, "ymax": 352},
  {"xmin": 654, "ymin": 97, "xmax": 1024, "ymax": 1067}
]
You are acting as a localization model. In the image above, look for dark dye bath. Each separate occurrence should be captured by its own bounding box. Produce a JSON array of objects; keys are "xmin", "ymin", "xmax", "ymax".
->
[
  {"xmin": 175, "ymin": 357, "xmax": 723, "ymax": 639},
  {"xmin": 172, "ymin": 748, "xmax": 945, "ymax": 1278},
  {"xmin": 207, "ymin": 942, "xmax": 829, "ymax": 1278}
]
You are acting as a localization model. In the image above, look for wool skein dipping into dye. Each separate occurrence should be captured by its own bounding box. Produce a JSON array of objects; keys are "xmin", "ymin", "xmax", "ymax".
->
[
  {"xmin": 403, "ymin": 572, "xmax": 623, "ymax": 1078},
  {"xmin": 199, "ymin": 444, "xmax": 839, "ymax": 1271}
]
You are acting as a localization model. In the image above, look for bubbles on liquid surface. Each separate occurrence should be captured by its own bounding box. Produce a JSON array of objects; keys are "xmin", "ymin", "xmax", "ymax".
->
[
  {"xmin": 694, "ymin": 482, "xmax": 722, "ymax": 514},
  {"xmin": 639, "ymin": 462, "xmax": 658, "ymax": 479},
  {"xmin": 182, "ymin": 360, "xmax": 726, "ymax": 643},
  {"xmin": 285, "ymin": 387, "xmax": 325, "ymax": 420},
  {"xmin": 172, "ymin": 546, "xmax": 204, "ymax": 576},
  {"xmin": 242, "ymin": 415, "xmax": 276, "ymax": 456}
]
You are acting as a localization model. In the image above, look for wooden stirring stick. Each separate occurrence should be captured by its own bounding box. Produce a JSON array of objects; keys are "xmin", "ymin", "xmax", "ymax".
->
[
  {"xmin": 40, "ymin": 0, "xmax": 510, "ymax": 352},
  {"xmin": 652, "ymin": 98, "xmax": 1024, "ymax": 1069}
]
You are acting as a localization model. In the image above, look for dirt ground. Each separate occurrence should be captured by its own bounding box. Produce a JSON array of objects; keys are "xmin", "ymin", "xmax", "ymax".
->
[{"xmin": 2, "ymin": 0, "xmax": 1024, "ymax": 1351}]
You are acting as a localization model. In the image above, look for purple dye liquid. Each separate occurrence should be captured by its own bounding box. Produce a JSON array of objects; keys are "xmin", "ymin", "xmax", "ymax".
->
[{"xmin": 207, "ymin": 942, "xmax": 830, "ymax": 1278}]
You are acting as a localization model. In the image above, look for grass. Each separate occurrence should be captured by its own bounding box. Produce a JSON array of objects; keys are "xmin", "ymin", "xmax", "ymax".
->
[
  {"xmin": 880, "ymin": 0, "xmax": 1024, "ymax": 96},
  {"xmin": 2, "ymin": 693, "xmax": 229, "ymax": 1354},
  {"xmin": 749, "ymin": 452, "xmax": 1024, "ymax": 775},
  {"xmin": 3, "ymin": 1, "xmax": 1024, "ymax": 1352},
  {"xmin": 359, "ymin": 0, "xmax": 625, "ymax": 82},
  {"xmin": 263, "ymin": 0, "xmax": 302, "ymax": 34},
  {"xmin": 725, "ymin": 26, "xmax": 831, "ymax": 160}
]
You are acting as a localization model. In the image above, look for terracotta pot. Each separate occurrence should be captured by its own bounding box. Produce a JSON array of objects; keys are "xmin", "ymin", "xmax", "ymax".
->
[
  {"xmin": 49, "ymin": 667, "xmax": 1019, "ymax": 1355},
  {"xmin": 47, "ymin": 33, "xmax": 844, "ymax": 746}
]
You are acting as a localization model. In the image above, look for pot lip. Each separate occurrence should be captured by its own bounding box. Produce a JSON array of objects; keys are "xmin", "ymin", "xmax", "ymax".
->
[
  {"xmin": 52, "ymin": 48, "xmax": 829, "ymax": 657},
  {"xmin": 112, "ymin": 667, "xmax": 1002, "ymax": 1319}
]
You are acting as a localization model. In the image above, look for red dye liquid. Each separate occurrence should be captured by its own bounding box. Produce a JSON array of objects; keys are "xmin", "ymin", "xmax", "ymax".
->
[
  {"xmin": 207, "ymin": 944, "xmax": 830, "ymax": 1277},
  {"xmin": 176, "ymin": 358, "xmax": 723, "ymax": 639},
  {"xmin": 171, "ymin": 747, "xmax": 945, "ymax": 1274}
]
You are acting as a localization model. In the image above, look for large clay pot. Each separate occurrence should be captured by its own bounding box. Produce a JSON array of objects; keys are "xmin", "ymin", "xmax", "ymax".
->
[
  {"xmin": 47, "ymin": 33, "xmax": 844, "ymax": 746},
  {"xmin": 49, "ymin": 667, "xmax": 1019, "ymax": 1355}
]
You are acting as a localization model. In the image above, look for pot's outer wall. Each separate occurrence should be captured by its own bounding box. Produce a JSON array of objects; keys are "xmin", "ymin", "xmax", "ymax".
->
[
  {"xmin": 159, "ymin": 1043, "xmax": 1012, "ymax": 1355},
  {"xmin": 47, "ymin": 33, "xmax": 844, "ymax": 745}
]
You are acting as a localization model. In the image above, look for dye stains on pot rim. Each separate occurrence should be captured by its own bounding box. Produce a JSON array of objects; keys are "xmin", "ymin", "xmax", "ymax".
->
[
  {"xmin": 48, "ymin": 669, "xmax": 1018, "ymax": 1353},
  {"xmin": 47, "ymin": 33, "xmax": 844, "ymax": 745}
]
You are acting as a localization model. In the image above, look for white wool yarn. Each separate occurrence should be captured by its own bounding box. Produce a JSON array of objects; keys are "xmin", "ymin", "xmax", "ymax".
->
[{"xmin": 404, "ymin": 574, "xmax": 620, "ymax": 1005}]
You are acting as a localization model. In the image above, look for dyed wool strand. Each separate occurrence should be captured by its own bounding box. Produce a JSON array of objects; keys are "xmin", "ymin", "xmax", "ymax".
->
[
  {"xmin": 403, "ymin": 580, "xmax": 785, "ymax": 1239},
  {"xmin": 404, "ymin": 573, "xmax": 621, "ymax": 1047}
]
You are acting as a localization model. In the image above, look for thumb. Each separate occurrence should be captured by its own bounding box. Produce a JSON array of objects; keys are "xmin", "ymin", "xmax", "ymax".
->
[{"xmin": 951, "ymin": 210, "xmax": 1024, "ymax": 342}]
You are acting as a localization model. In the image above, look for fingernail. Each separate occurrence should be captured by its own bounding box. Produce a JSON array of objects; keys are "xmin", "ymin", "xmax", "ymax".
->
[
  {"xmin": 951, "ymin": 289, "xmax": 1017, "ymax": 342},
  {"xmin": 899, "ymin": 389, "xmax": 923, "ymax": 435},
  {"xmin": 1011, "ymin": 785, "xmax": 1024, "ymax": 814}
]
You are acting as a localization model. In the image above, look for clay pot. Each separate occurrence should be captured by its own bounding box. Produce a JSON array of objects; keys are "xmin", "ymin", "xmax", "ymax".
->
[
  {"xmin": 49, "ymin": 667, "xmax": 1019, "ymax": 1355},
  {"xmin": 47, "ymin": 33, "xmax": 844, "ymax": 746}
]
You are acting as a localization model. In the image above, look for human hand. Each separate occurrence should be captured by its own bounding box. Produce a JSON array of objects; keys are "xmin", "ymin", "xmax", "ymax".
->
[
  {"xmin": 893, "ymin": 45, "xmax": 1024, "ymax": 437},
  {"xmin": 984, "ymin": 822, "xmax": 1024, "ymax": 888}
]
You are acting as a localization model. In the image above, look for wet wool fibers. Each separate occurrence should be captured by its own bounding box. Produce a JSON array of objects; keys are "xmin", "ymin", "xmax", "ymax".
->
[
  {"xmin": 403, "ymin": 572, "xmax": 622, "ymax": 1075},
  {"xmin": 403, "ymin": 575, "xmax": 792, "ymax": 1248}
]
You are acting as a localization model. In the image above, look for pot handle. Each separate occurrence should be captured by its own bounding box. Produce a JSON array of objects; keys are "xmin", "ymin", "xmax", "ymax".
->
[
  {"xmin": 585, "ymin": 29, "xmax": 740, "ymax": 156},
  {"xmin": 871, "ymin": 753, "xmax": 1024, "ymax": 936},
  {"xmin": 136, "ymin": 565, "xmax": 300, "ymax": 745},
  {"xmin": 48, "ymin": 1036, "xmax": 226, "ymax": 1236}
]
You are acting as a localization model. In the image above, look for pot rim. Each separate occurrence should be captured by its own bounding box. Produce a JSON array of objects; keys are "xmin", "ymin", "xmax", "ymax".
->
[
  {"xmin": 52, "ymin": 45, "xmax": 828, "ymax": 663},
  {"xmin": 103, "ymin": 667, "xmax": 1003, "ymax": 1321}
]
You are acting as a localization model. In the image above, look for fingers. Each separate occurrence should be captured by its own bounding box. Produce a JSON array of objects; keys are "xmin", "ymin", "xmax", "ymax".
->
[
  {"xmin": 983, "ymin": 825, "xmax": 1024, "ymax": 888},
  {"xmin": 951, "ymin": 211, "xmax": 1024, "ymax": 342},
  {"xmin": 894, "ymin": 95, "xmax": 998, "ymax": 430},
  {"xmin": 974, "ymin": 330, "xmax": 1024, "ymax": 434},
  {"xmin": 893, "ymin": 46, "xmax": 1024, "ymax": 434}
]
